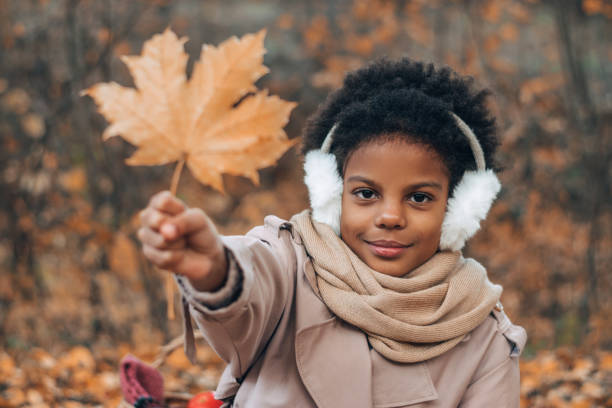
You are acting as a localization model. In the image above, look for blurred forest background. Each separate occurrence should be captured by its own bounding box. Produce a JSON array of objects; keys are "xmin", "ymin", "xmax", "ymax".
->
[{"xmin": 1, "ymin": 0, "xmax": 612, "ymax": 406}]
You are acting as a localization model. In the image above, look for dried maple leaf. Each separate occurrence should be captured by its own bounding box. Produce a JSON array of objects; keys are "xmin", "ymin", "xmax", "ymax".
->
[{"xmin": 83, "ymin": 28, "xmax": 297, "ymax": 192}]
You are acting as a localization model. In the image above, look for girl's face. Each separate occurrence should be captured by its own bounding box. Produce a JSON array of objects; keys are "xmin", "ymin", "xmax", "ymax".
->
[{"xmin": 340, "ymin": 138, "xmax": 450, "ymax": 276}]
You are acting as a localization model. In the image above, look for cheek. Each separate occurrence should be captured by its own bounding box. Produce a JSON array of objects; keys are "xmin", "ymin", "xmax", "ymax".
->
[
  {"xmin": 421, "ymin": 207, "xmax": 447, "ymax": 241},
  {"xmin": 340, "ymin": 192, "xmax": 368, "ymax": 237},
  {"xmin": 340, "ymin": 193, "xmax": 355, "ymax": 235}
]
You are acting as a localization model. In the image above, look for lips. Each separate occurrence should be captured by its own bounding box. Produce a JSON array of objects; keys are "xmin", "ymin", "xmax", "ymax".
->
[
  {"xmin": 368, "ymin": 240, "xmax": 407, "ymax": 248},
  {"xmin": 365, "ymin": 239, "xmax": 412, "ymax": 258}
]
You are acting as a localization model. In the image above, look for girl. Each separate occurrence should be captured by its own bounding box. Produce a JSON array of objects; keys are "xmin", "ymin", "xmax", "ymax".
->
[{"xmin": 138, "ymin": 58, "xmax": 527, "ymax": 407}]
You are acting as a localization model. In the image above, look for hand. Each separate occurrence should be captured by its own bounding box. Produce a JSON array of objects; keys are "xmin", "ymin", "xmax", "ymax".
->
[{"xmin": 138, "ymin": 191, "xmax": 228, "ymax": 292}]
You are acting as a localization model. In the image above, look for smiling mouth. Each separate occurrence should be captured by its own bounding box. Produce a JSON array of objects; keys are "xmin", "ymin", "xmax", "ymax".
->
[{"xmin": 365, "ymin": 240, "xmax": 413, "ymax": 258}]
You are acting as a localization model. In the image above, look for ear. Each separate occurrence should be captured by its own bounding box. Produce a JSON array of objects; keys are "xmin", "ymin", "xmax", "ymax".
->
[
  {"xmin": 304, "ymin": 149, "xmax": 343, "ymax": 235},
  {"xmin": 439, "ymin": 169, "xmax": 501, "ymax": 251}
]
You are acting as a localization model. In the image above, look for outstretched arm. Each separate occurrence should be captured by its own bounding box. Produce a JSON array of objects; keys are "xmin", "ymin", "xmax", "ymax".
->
[{"xmin": 138, "ymin": 191, "xmax": 295, "ymax": 379}]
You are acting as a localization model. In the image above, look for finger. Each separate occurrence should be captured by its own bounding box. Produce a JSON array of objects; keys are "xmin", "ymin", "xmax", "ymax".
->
[
  {"xmin": 142, "ymin": 245, "xmax": 185, "ymax": 270},
  {"xmin": 162, "ymin": 208, "xmax": 213, "ymax": 241},
  {"xmin": 164, "ymin": 237, "xmax": 187, "ymax": 250},
  {"xmin": 138, "ymin": 227, "xmax": 187, "ymax": 249},
  {"xmin": 139, "ymin": 207, "xmax": 167, "ymax": 231},
  {"xmin": 150, "ymin": 190, "xmax": 186, "ymax": 215},
  {"xmin": 137, "ymin": 226, "xmax": 164, "ymax": 247}
]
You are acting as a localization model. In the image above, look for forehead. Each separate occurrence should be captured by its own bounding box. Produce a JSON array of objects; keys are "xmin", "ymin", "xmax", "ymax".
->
[{"xmin": 344, "ymin": 139, "xmax": 449, "ymax": 186}]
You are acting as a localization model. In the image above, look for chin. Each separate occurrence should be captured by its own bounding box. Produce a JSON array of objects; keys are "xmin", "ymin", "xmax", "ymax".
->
[{"xmin": 367, "ymin": 259, "xmax": 410, "ymax": 277}]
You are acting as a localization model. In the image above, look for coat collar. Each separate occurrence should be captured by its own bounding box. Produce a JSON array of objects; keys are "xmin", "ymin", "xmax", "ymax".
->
[{"xmin": 293, "ymin": 258, "xmax": 438, "ymax": 408}]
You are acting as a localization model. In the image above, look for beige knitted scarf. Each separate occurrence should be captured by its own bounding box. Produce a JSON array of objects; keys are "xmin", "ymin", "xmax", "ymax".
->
[{"xmin": 290, "ymin": 210, "xmax": 502, "ymax": 363}]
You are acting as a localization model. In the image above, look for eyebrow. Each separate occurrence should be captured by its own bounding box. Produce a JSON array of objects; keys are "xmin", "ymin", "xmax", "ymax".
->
[{"xmin": 346, "ymin": 175, "xmax": 444, "ymax": 191}]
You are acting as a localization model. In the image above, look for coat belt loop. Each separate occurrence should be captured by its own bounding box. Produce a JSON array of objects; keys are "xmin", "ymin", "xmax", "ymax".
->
[{"xmin": 181, "ymin": 295, "xmax": 197, "ymax": 364}]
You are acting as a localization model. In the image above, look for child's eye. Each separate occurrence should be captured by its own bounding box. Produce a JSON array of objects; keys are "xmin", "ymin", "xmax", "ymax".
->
[
  {"xmin": 410, "ymin": 193, "xmax": 431, "ymax": 203},
  {"xmin": 354, "ymin": 188, "xmax": 377, "ymax": 200}
]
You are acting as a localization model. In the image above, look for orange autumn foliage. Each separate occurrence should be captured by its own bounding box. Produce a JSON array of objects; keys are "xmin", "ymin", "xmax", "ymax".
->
[
  {"xmin": 83, "ymin": 28, "xmax": 297, "ymax": 193},
  {"xmin": 3, "ymin": 345, "xmax": 612, "ymax": 407}
]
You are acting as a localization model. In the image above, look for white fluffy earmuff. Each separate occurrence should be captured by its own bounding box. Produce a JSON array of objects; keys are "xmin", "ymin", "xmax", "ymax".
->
[
  {"xmin": 302, "ymin": 113, "xmax": 501, "ymax": 251},
  {"xmin": 439, "ymin": 113, "xmax": 501, "ymax": 250},
  {"xmin": 303, "ymin": 125, "xmax": 343, "ymax": 235}
]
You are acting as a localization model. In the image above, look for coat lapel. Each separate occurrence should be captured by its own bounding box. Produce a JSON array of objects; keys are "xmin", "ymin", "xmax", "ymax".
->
[
  {"xmin": 294, "ymin": 258, "xmax": 372, "ymax": 408},
  {"xmin": 294, "ymin": 257, "xmax": 438, "ymax": 408},
  {"xmin": 295, "ymin": 317, "xmax": 372, "ymax": 408},
  {"xmin": 370, "ymin": 351, "xmax": 438, "ymax": 407}
]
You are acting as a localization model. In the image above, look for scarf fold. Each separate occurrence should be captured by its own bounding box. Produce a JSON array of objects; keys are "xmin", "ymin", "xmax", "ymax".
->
[{"xmin": 290, "ymin": 210, "xmax": 502, "ymax": 363}]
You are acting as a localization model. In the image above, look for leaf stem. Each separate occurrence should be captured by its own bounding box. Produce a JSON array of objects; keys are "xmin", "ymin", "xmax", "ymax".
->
[
  {"xmin": 166, "ymin": 155, "xmax": 186, "ymax": 320},
  {"xmin": 170, "ymin": 156, "xmax": 186, "ymax": 195},
  {"xmin": 166, "ymin": 275, "xmax": 175, "ymax": 320}
]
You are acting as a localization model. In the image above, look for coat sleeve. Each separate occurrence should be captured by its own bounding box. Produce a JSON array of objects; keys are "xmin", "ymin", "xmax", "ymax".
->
[
  {"xmin": 176, "ymin": 219, "xmax": 296, "ymax": 381},
  {"xmin": 458, "ymin": 356, "xmax": 521, "ymax": 407},
  {"xmin": 459, "ymin": 307, "xmax": 526, "ymax": 408}
]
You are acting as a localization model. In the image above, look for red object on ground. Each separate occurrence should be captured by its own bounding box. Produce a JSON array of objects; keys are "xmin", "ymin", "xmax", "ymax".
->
[{"xmin": 187, "ymin": 391, "xmax": 224, "ymax": 408}]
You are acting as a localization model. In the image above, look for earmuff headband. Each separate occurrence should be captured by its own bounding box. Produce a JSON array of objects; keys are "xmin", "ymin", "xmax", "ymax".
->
[
  {"xmin": 304, "ymin": 112, "xmax": 501, "ymax": 250},
  {"xmin": 319, "ymin": 113, "xmax": 486, "ymax": 172}
]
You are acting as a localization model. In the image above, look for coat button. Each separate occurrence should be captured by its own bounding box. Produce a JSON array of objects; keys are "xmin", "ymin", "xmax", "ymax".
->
[{"xmin": 493, "ymin": 301, "xmax": 504, "ymax": 312}]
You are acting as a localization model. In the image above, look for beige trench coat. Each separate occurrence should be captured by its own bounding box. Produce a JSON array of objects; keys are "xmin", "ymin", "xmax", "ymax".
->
[{"xmin": 176, "ymin": 215, "xmax": 527, "ymax": 408}]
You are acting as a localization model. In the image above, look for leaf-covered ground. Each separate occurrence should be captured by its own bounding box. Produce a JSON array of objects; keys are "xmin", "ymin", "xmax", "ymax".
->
[{"xmin": 1, "ymin": 344, "xmax": 611, "ymax": 407}]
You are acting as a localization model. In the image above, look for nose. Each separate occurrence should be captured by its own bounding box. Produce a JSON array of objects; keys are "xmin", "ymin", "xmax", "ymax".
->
[{"xmin": 374, "ymin": 201, "xmax": 406, "ymax": 230}]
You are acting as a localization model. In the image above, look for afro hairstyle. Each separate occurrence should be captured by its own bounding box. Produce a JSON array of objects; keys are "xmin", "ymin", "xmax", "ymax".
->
[{"xmin": 301, "ymin": 58, "xmax": 500, "ymax": 192}]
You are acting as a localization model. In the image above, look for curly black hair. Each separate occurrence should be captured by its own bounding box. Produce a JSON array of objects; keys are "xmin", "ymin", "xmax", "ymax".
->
[{"xmin": 302, "ymin": 58, "xmax": 500, "ymax": 192}]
